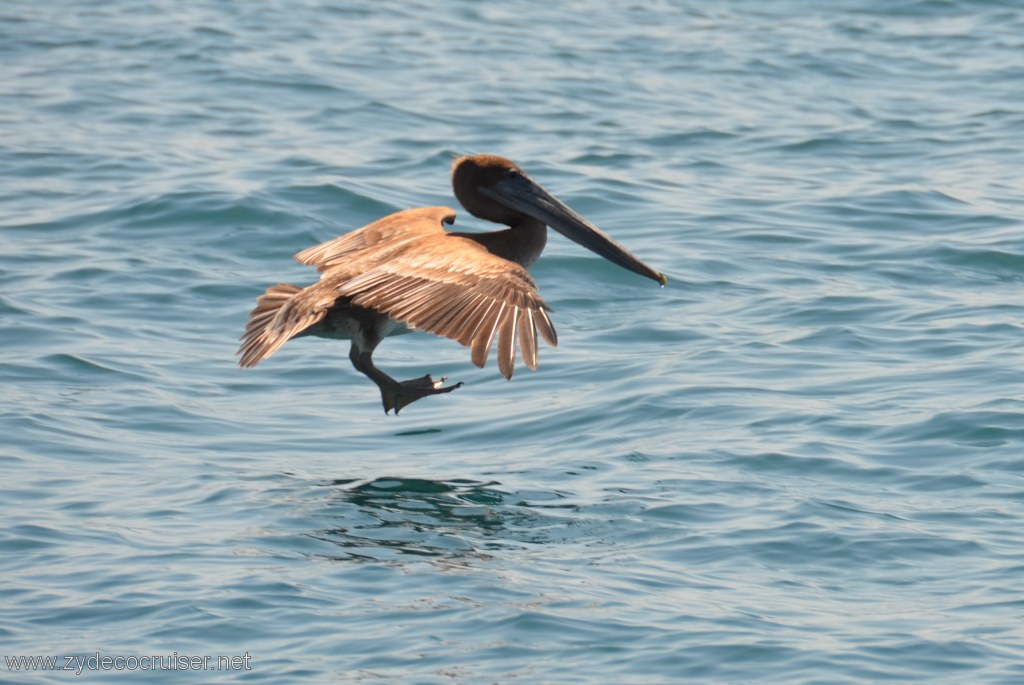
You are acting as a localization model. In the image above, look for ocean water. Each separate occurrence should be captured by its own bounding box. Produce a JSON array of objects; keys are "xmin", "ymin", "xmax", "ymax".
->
[{"xmin": 3, "ymin": 0, "xmax": 1024, "ymax": 682}]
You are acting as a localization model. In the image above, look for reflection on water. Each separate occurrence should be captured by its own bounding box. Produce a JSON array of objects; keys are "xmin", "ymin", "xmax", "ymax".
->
[{"xmin": 307, "ymin": 477, "xmax": 518, "ymax": 562}]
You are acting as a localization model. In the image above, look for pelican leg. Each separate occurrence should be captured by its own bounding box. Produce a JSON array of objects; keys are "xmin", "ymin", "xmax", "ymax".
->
[{"xmin": 348, "ymin": 344, "xmax": 463, "ymax": 415}]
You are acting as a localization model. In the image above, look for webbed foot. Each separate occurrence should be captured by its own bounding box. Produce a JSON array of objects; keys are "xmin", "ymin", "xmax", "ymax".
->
[{"xmin": 382, "ymin": 374, "xmax": 463, "ymax": 415}]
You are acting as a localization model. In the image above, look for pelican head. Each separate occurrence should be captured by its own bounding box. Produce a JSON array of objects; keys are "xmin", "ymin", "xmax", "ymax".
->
[{"xmin": 452, "ymin": 154, "xmax": 667, "ymax": 286}]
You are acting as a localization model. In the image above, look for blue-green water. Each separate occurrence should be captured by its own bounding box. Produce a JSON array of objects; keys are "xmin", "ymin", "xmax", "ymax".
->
[{"xmin": 3, "ymin": 1, "xmax": 1024, "ymax": 682}]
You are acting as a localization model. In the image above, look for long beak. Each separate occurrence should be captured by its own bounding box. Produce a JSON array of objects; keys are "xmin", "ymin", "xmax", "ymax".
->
[{"xmin": 483, "ymin": 174, "xmax": 667, "ymax": 286}]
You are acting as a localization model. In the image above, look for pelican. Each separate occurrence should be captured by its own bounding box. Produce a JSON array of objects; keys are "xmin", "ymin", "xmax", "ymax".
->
[{"xmin": 238, "ymin": 154, "xmax": 666, "ymax": 414}]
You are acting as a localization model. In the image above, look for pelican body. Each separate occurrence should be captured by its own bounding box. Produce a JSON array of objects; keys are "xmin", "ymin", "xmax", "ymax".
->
[{"xmin": 238, "ymin": 154, "xmax": 665, "ymax": 414}]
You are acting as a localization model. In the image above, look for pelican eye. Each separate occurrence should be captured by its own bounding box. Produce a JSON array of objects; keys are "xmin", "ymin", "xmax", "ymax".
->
[{"xmin": 507, "ymin": 168, "xmax": 520, "ymax": 180}]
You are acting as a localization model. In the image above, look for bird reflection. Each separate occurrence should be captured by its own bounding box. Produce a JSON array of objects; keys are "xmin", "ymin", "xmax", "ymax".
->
[{"xmin": 307, "ymin": 477, "xmax": 512, "ymax": 562}]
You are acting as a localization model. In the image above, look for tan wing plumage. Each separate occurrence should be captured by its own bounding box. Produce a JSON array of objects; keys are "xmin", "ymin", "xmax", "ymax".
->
[
  {"xmin": 237, "ymin": 282, "xmax": 339, "ymax": 368},
  {"xmin": 239, "ymin": 206, "xmax": 558, "ymax": 378},
  {"xmin": 239, "ymin": 208, "xmax": 459, "ymax": 368},
  {"xmin": 295, "ymin": 207, "xmax": 457, "ymax": 272},
  {"xmin": 331, "ymin": 232, "xmax": 557, "ymax": 379}
]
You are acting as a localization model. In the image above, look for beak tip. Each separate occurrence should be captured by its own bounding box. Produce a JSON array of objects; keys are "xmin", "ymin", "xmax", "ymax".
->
[{"xmin": 657, "ymin": 272, "xmax": 667, "ymax": 287}]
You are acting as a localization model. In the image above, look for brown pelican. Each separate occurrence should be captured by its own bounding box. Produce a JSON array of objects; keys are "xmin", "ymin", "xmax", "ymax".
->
[{"xmin": 238, "ymin": 154, "xmax": 666, "ymax": 414}]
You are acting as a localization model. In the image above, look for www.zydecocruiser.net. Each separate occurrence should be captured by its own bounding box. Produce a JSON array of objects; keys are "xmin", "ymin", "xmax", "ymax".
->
[{"xmin": 5, "ymin": 652, "xmax": 253, "ymax": 675}]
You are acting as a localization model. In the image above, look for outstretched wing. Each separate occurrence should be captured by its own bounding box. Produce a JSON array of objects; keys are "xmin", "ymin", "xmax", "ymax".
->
[
  {"xmin": 295, "ymin": 206, "xmax": 457, "ymax": 272},
  {"xmin": 322, "ymin": 230, "xmax": 558, "ymax": 380},
  {"xmin": 238, "ymin": 209, "xmax": 456, "ymax": 368},
  {"xmin": 237, "ymin": 283, "xmax": 339, "ymax": 368},
  {"xmin": 245, "ymin": 205, "xmax": 558, "ymax": 378}
]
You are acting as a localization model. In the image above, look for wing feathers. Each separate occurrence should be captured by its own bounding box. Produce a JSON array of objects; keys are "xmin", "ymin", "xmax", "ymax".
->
[
  {"xmin": 470, "ymin": 302, "xmax": 503, "ymax": 369},
  {"xmin": 497, "ymin": 306, "xmax": 517, "ymax": 380},
  {"xmin": 519, "ymin": 309, "xmax": 538, "ymax": 371},
  {"xmin": 237, "ymin": 283, "xmax": 329, "ymax": 368},
  {"xmin": 535, "ymin": 308, "xmax": 558, "ymax": 347},
  {"xmin": 295, "ymin": 207, "xmax": 456, "ymax": 271},
  {"xmin": 450, "ymin": 295, "xmax": 492, "ymax": 346},
  {"xmin": 247, "ymin": 206, "xmax": 558, "ymax": 379},
  {"xmin": 333, "ymin": 231, "xmax": 556, "ymax": 378}
]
